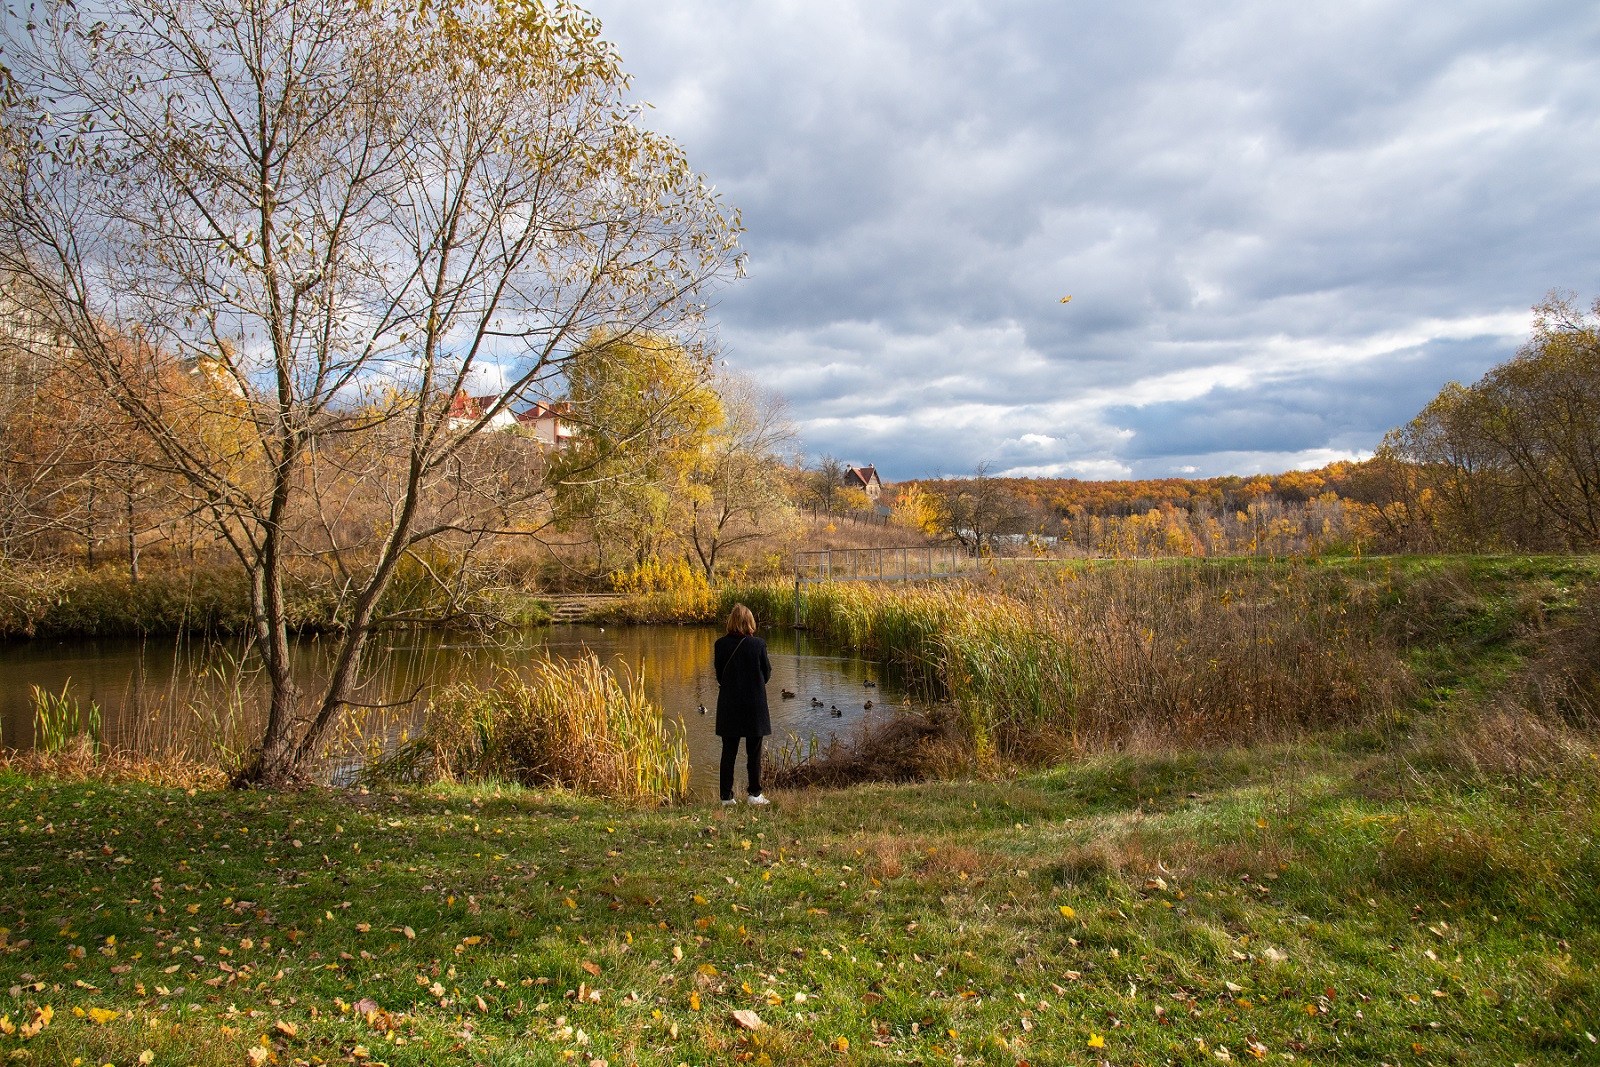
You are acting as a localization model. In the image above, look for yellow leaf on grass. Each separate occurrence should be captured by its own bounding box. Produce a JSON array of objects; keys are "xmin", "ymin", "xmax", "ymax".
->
[
  {"xmin": 1058, "ymin": 905, "xmax": 1075, "ymax": 919},
  {"xmin": 688, "ymin": 991, "xmax": 701, "ymax": 1011},
  {"xmin": 138, "ymin": 1052, "xmax": 155, "ymax": 1065},
  {"xmin": 1088, "ymin": 1033, "xmax": 1106, "ymax": 1049},
  {"xmin": 87, "ymin": 1007, "xmax": 119, "ymax": 1025}
]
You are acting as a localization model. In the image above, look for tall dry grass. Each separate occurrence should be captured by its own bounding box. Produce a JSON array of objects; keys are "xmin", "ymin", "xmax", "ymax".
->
[
  {"xmin": 1411, "ymin": 582, "xmax": 1600, "ymax": 786},
  {"xmin": 369, "ymin": 653, "xmax": 689, "ymax": 803},
  {"xmin": 730, "ymin": 560, "xmax": 1413, "ymax": 769}
]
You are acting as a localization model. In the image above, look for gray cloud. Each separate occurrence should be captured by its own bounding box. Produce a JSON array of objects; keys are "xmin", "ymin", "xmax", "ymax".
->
[{"xmin": 586, "ymin": 0, "xmax": 1600, "ymax": 481}]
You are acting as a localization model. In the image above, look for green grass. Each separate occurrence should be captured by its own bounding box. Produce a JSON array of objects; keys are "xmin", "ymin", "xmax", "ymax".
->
[{"xmin": 2, "ymin": 748, "xmax": 1596, "ymax": 1065}]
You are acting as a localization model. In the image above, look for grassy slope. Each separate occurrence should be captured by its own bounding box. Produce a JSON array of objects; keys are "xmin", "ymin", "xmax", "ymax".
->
[
  {"xmin": 2, "ymin": 555, "xmax": 1598, "ymax": 1065},
  {"xmin": 2, "ymin": 750, "xmax": 1596, "ymax": 1065}
]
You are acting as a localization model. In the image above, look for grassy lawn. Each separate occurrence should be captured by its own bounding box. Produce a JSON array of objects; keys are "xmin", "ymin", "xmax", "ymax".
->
[{"xmin": 3, "ymin": 742, "xmax": 1596, "ymax": 1065}]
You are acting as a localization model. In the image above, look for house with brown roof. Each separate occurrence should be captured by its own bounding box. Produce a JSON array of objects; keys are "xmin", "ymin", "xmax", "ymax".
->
[
  {"xmin": 514, "ymin": 401, "xmax": 576, "ymax": 448},
  {"xmin": 843, "ymin": 465, "xmax": 883, "ymax": 502},
  {"xmin": 445, "ymin": 391, "xmax": 573, "ymax": 447},
  {"xmin": 446, "ymin": 391, "xmax": 518, "ymax": 432}
]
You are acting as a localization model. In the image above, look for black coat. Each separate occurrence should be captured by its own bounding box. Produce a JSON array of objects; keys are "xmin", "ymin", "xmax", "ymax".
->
[{"xmin": 713, "ymin": 632, "xmax": 772, "ymax": 737}]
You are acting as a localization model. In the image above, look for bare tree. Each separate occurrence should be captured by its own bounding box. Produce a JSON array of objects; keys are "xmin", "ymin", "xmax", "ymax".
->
[
  {"xmin": 688, "ymin": 371, "xmax": 797, "ymax": 579},
  {"xmin": 924, "ymin": 462, "xmax": 1035, "ymax": 556},
  {"xmin": 2, "ymin": 0, "xmax": 741, "ymax": 783},
  {"xmin": 806, "ymin": 455, "xmax": 849, "ymax": 515}
]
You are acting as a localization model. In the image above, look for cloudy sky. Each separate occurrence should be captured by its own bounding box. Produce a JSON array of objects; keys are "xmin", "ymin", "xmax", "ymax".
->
[{"xmin": 583, "ymin": 0, "xmax": 1600, "ymax": 481}]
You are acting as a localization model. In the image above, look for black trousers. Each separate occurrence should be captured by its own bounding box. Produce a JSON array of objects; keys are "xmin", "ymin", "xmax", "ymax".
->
[{"xmin": 719, "ymin": 735, "xmax": 763, "ymax": 800}]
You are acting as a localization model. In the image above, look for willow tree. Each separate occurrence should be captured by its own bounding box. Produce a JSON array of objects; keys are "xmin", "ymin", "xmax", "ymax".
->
[
  {"xmin": 1, "ymin": 0, "xmax": 741, "ymax": 783},
  {"xmin": 553, "ymin": 332, "xmax": 724, "ymax": 572}
]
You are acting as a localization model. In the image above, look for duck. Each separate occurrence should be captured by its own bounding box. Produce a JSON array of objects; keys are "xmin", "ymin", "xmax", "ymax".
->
[
  {"xmin": 864, "ymin": 700, "xmax": 874, "ymax": 710},
  {"xmin": 863, "ymin": 679, "xmax": 877, "ymax": 688},
  {"xmin": 829, "ymin": 705, "xmax": 843, "ymax": 717},
  {"xmin": 697, "ymin": 704, "xmax": 708, "ymax": 715},
  {"xmin": 780, "ymin": 688, "xmax": 796, "ymax": 699},
  {"xmin": 810, "ymin": 697, "xmax": 824, "ymax": 707}
]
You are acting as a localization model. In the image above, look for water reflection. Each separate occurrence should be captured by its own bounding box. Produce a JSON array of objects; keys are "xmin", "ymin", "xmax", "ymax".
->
[{"xmin": 0, "ymin": 625, "xmax": 911, "ymax": 796}]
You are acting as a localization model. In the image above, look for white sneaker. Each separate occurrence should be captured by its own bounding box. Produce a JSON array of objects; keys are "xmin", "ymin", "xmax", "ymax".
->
[
  {"xmin": 721, "ymin": 798, "xmax": 738, "ymax": 806},
  {"xmin": 746, "ymin": 794, "xmax": 771, "ymax": 806}
]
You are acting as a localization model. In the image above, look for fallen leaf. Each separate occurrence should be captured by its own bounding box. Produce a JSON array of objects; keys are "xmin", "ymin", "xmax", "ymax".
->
[
  {"xmin": 581, "ymin": 960, "xmax": 602, "ymax": 977},
  {"xmin": 1088, "ymin": 1032, "xmax": 1106, "ymax": 1049},
  {"xmin": 730, "ymin": 1009, "xmax": 763, "ymax": 1031},
  {"xmin": 274, "ymin": 1019, "xmax": 298, "ymax": 1038},
  {"xmin": 18, "ymin": 1003, "xmax": 52, "ymax": 1039}
]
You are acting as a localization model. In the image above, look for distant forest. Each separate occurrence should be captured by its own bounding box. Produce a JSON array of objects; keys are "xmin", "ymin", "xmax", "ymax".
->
[{"xmin": 898, "ymin": 293, "xmax": 1600, "ymax": 559}]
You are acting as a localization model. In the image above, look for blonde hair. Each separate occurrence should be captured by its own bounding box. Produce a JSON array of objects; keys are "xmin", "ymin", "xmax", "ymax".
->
[{"xmin": 726, "ymin": 603, "xmax": 757, "ymax": 636}]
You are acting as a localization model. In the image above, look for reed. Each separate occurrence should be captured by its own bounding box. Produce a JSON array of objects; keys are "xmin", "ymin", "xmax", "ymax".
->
[
  {"xmin": 730, "ymin": 560, "xmax": 1414, "ymax": 769},
  {"xmin": 30, "ymin": 680, "xmax": 102, "ymax": 755},
  {"xmin": 368, "ymin": 653, "xmax": 689, "ymax": 803}
]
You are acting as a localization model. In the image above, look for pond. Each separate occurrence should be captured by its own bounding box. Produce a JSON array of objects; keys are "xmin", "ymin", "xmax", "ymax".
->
[{"xmin": 0, "ymin": 624, "xmax": 914, "ymax": 796}]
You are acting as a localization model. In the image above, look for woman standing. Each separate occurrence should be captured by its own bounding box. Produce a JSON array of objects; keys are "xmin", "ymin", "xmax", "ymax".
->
[{"xmin": 713, "ymin": 603, "xmax": 772, "ymax": 805}]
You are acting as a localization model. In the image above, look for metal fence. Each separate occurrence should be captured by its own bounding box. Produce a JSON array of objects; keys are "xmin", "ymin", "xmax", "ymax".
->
[
  {"xmin": 793, "ymin": 545, "xmax": 979, "ymax": 585},
  {"xmin": 791, "ymin": 545, "xmax": 986, "ymax": 627}
]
